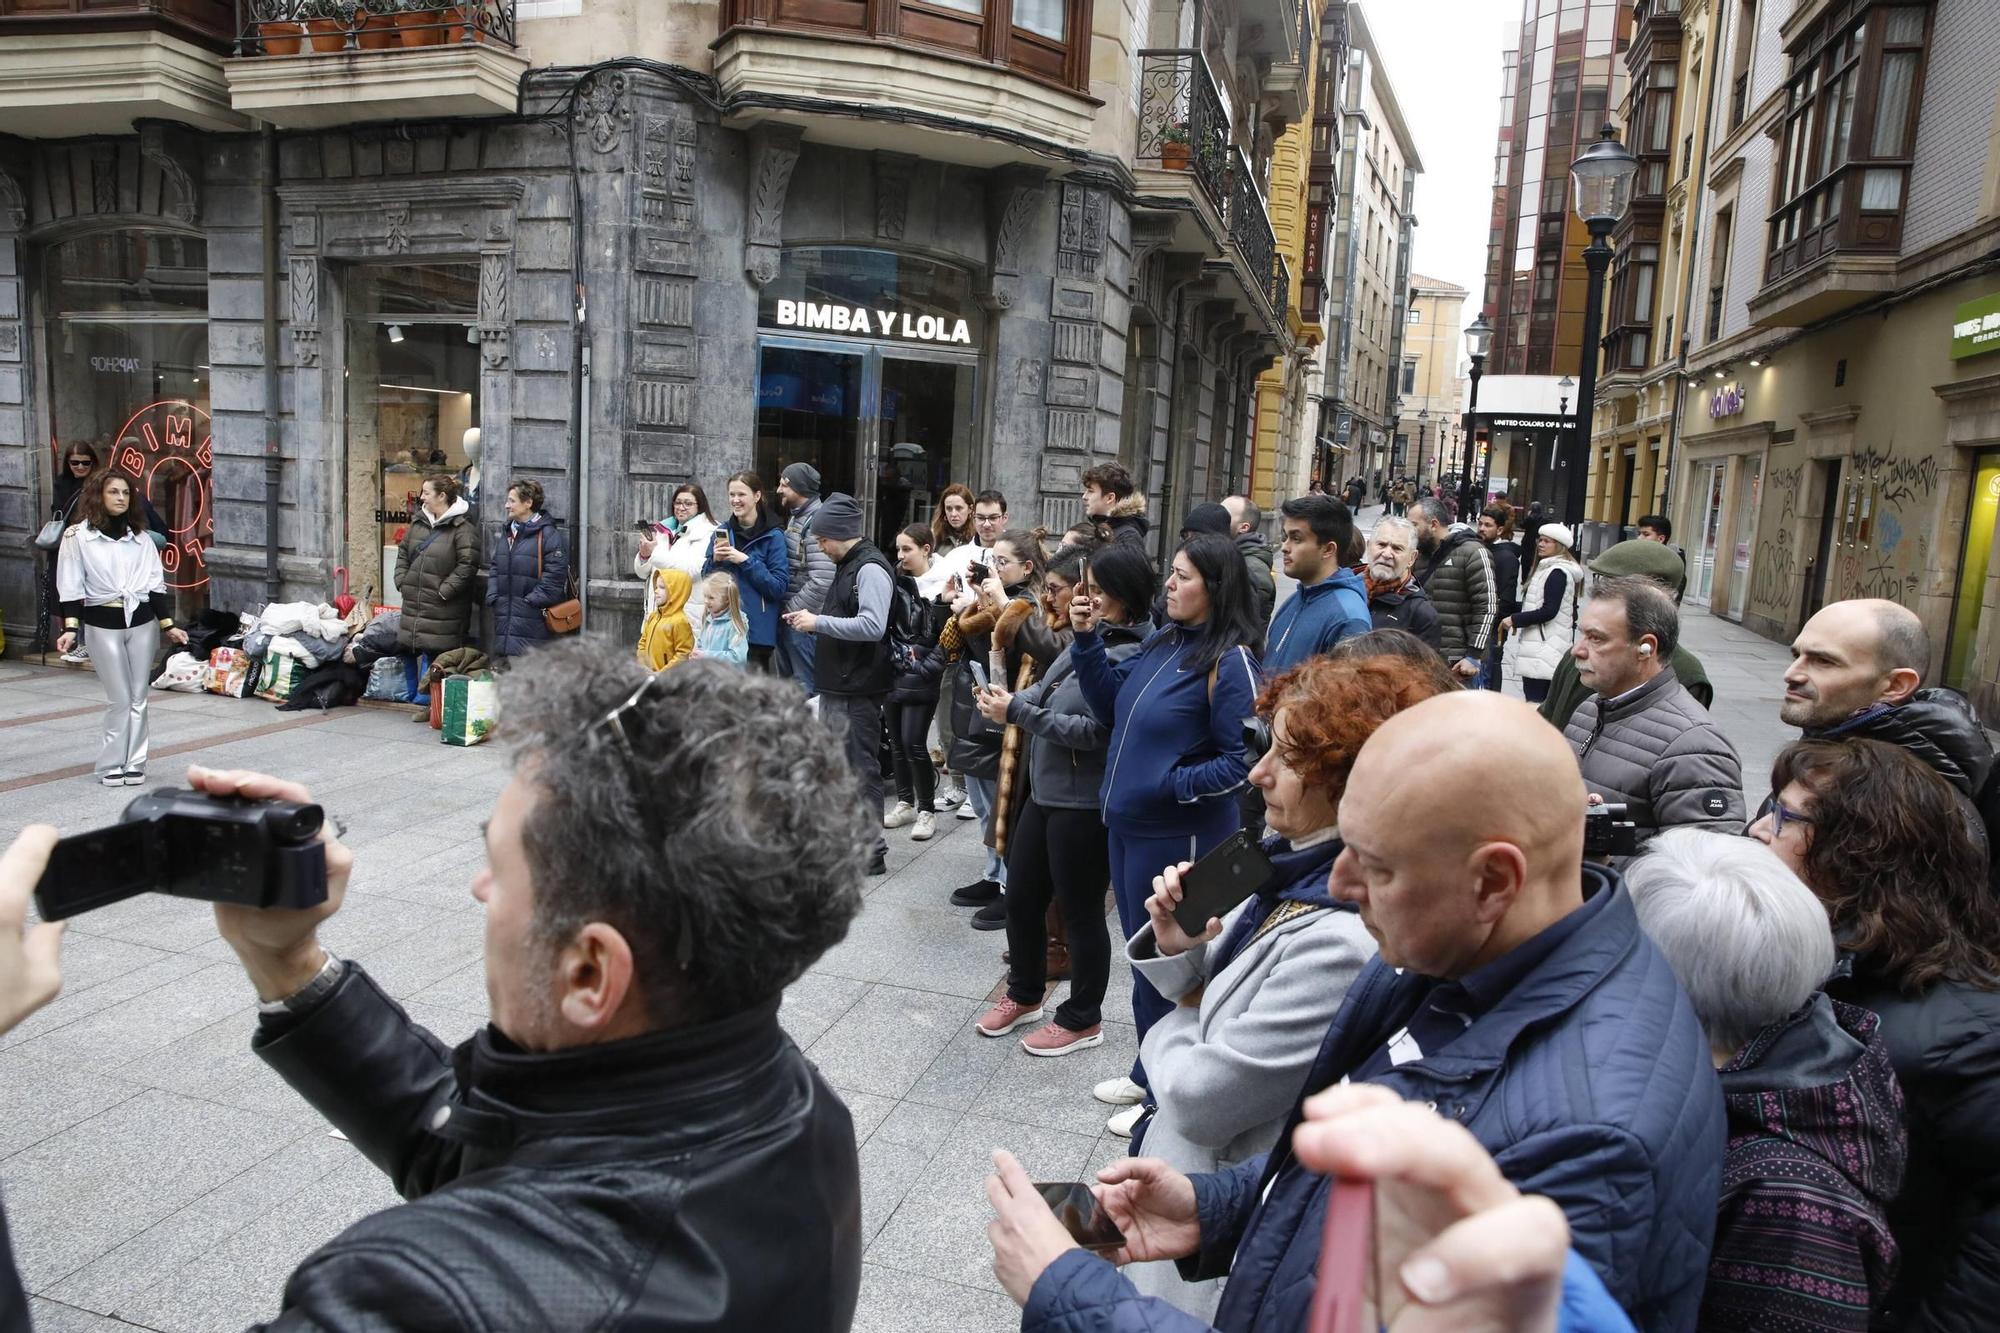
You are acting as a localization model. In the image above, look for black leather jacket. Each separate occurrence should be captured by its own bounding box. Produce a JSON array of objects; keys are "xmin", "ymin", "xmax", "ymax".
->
[
  {"xmin": 1813, "ymin": 688, "xmax": 1996, "ymax": 866},
  {"xmin": 250, "ymin": 964, "xmax": 862, "ymax": 1330}
]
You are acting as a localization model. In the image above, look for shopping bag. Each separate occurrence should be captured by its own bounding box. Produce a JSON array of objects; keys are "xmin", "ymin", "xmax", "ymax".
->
[
  {"xmin": 439, "ymin": 672, "xmax": 499, "ymax": 747},
  {"xmin": 205, "ymin": 647, "xmax": 255, "ymax": 698},
  {"xmin": 363, "ymin": 654, "xmax": 420, "ymax": 703},
  {"xmin": 255, "ymin": 654, "xmax": 305, "ymax": 702},
  {"xmin": 152, "ymin": 652, "xmax": 207, "ymax": 693}
]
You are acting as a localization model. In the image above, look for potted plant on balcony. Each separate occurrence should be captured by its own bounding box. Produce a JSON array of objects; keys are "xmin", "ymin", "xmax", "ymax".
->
[
  {"xmin": 391, "ymin": 0, "xmax": 448, "ymax": 46},
  {"xmin": 355, "ymin": 0, "xmax": 400, "ymax": 49},
  {"xmin": 1161, "ymin": 123, "xmax": 1192, "ymax": 171},
  {"xmin": 303, "ymin": 0, "xmax": 349, "ymax": 51},
  {"xmin": 255, "ymin": 1, "xmax": 307, "ymax": 55}
]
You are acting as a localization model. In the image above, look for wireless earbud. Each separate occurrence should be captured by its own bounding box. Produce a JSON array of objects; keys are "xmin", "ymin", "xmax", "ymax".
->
[{"xmin": 1638, "ymin": 644, "xmax": 1654, "ymax": 656}]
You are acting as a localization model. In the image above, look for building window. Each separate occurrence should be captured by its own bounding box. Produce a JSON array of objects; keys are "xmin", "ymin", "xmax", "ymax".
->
[
  {"xmin": 1765, "ymin": 3, "xmax": 1930, "ymax": 286},
  {"xmin": 1707, "ymin": 205, "xmax": 1733, "ymax": 342},
  {"xmin": 1400, "ymin": 359, "xmax": 1417, "ymax": 394},
  {"xmin": 1407, "ymin": 305, "xmax": 1421, "ymax": 324},
  {"xmin": 720, "ymin": 0, "xmax": 1092, "ymax": 92}
]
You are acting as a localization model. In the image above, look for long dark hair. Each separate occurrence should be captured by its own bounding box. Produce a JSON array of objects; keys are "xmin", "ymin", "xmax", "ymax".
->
[
  {"xmin": 931, "ymin": 483, "xmax": 976, "ymax": 549},
  {"xmin": 79, "ymin": 469, "xmax": 146, "ymax": 537},
  {"xmin": 673, "ymin": 482, "xmax": 715, "ymax": 524},
  {"xmin": 1774, "ymin": 738, "xmax": 2000, "ymax": 993},
  {"xmin": 1172, "ymin": 533, "xmax": 1264, "ymax": 670},
  {"xmin": 1087, "ymin": 543, "xmax": 1157, "ymax": 627}
]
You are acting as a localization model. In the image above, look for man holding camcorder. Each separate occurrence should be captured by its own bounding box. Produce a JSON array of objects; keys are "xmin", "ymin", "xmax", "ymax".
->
[{"xmin": 3, "ymin": 649, "xmax": 870, "ymax": 1332}]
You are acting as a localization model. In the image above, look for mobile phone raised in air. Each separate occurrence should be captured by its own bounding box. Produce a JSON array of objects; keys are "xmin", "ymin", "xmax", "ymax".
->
[
  {"xmin": 1306, "ymin": 1178, "xmax": 1376, "ymax": 1333},
  {"xmin": 1170, "ymin": 828, "xmax": 1277, "ymax": 937},
  {"xmin": 966, "ymin": 560, "xmax": 991, "ymax": 584},
  {"xmin": 1034, "ymin": 1182, "xmax": 1126, "ymax": 1253},
  {"xmin": 966, "ymin": 660, "xmax": 989, "ymax": 691}
]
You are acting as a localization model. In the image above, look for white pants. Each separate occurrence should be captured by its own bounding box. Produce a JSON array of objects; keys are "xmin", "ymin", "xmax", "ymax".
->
[{"xmin": 91, "ymin": 619, "xmax": 158, "ymax": 777}]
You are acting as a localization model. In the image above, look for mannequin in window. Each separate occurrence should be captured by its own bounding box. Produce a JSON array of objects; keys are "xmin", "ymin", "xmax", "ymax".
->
[{"xmin": 458, "ymin": 428, "xmax": 482, "ymax": 508}]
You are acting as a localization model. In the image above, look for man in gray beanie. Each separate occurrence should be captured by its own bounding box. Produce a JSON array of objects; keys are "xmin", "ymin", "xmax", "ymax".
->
[
  {"xmin": 785, "ymin": 493, "xmax": 893, "ymax": 875},
  {"xmin": 776, "ymin": 461, "xmax": 835, "ymax": 696}
]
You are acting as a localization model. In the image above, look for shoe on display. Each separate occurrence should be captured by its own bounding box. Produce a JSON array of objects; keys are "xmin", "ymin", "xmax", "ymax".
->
[
  {"xmin": 949, "ymin": 878, "xmax": 1001, "ymax": 907},
  {"xmin": 1022, "ymin": 1023, "xmax": 1104, "ymax": 1057},
  {"xmin": 882, "ymin": 801, "xmax": 917, "ymax": 829},
  {"xmin": 910, "ymin": 812, "xmax": 936, "ymax": 841},
  {"xmin": 975, "ymin": 997, "xmax": 1045, "ymax": 1037},
  {"xmin": 970, "ymin": 900, "xmax": 1008, "ymax": 931},
  {"xmin": 1093, "ymin": 1075, "xmax": 1146, "ymax": 1106},
  {"xmin": 1106, "ymin": 1103, "xmax": 1146, "ymax": 1138}
]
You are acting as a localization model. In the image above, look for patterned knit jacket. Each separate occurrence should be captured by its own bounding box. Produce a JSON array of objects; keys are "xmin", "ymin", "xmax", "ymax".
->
[{"xmin": 1701, "ymin": 994, "xmax": 1906, "ymax": 1333}]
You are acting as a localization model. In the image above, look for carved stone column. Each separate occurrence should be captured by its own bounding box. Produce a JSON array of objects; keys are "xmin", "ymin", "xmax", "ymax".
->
[{"xmin": 743, "ymin": 124, "xmax": 803, "ymax": 288}]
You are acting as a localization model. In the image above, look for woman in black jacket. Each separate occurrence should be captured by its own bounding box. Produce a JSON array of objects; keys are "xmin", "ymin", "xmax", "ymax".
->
[
  {"xmin": 487, "ymin": 478, "xmax": 571, "ymax": 661},
  {"xmin": 396, "ymin": 474, "xmax": 480, "ymax": 665},
  {"xmin": 1751, "ymin": 736, "xmax": 2000, "ymax": 1332},
  {"xmin": 884, "ymin": 525, "xmax": 951, "ymax": 843},
  {"xmin": 44, "ymin": 442, "xmax": 100, "ymax": 657}
]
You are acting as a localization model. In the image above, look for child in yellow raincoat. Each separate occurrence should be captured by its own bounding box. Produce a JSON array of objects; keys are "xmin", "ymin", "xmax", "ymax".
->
[{"xmin": 637, "ymin": 567, "xmax": 695, "ymax": 671}]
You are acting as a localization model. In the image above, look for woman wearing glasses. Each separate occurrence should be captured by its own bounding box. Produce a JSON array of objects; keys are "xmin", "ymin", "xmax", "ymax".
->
[
  {"xmin": 1750, "ymin": 737, "xmax": 2000, "ymax": 1331},
  {"xmin": 56, "ymin": 470, "xmax": 188, "ymax": 785},
  {"xmin": 45, "ymin": 443, "xmax": 100, "ymax": 660}
]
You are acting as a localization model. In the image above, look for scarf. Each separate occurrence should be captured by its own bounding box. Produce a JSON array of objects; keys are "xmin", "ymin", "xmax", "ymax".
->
[
  {"xmin": 1210, "ymin": 829, "xmax": 1343, "ymax": 974},
  {"xmin": 1359, "ymin": 564, "xmax": 1412, "ymax": 602}
]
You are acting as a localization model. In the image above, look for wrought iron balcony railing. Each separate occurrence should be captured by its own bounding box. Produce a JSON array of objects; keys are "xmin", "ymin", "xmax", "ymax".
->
[
  {"xmin": 1272, "ymin": 253, "xmax": 1290, "ymax": 326},
  {"xmin": 1136, "ymin": 49, "xmax": 1232, "ymax": 212},
  {"xmin": 234, "ymin": 0, "xmax": 514, "ymax": 55},
  {"xmin": 1226, "ymin": 148, "xmax": 1277, "ymax": 318}
]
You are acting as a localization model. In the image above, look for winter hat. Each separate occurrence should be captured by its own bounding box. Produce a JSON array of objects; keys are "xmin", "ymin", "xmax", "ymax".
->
[
  {"xmin": 1537, "ymin": 523, "xmax": 1576, "ymax": 552},
  {"xmin": 1182, "ymin": 502, "xmax": 1233, "ymax": 537},
  {"xmin": 810, "ymin": 492, "xmax": 865, "ymax": 541},
  {"xmin": 781, "ymin": 462, "xmax": 823, "ymax": 499},
  {"xmin": 1590, "ymin": 537, "xmax": 1687, "ymax": 594}
]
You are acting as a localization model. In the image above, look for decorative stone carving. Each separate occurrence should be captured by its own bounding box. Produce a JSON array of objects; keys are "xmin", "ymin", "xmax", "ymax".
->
[
  {"xmin": 643, "ymin": 115, "xmax": 671, "ymax": 185},
  {"xmin": 478, "ymin": 251, "xmax": 510, "ymax": 369},
  {"xmin": 0, "ymin": 168, "xmax": 22, "ymax": 232},
  {"xmin": 979, "ymin": 166, "xmax": 1047, "ymax": 312},
  {"xmin": 1057, "ymin": 182, "xmax": 1108, "ymax": 278},
  {"xmin": 138, "ymin": 125, "xmax": 198, "ymax": 225},
  {"xmin": 576, "ymin": 72, "xmax": 631, "ymax": 156},
  {"xmin": 384, "ymin": 204, "xmax": 411, "ymax": 254},
  {"xmin": 0, "ymin": 326, "xmax": 19, "ymax": 361},
  {"xmin": 289, "ymin": 256, "xmax": 319, "ymax": 366},
  {"xmin": 672, "ymin": 118, "xmax": 697, "ymax": 193},
  {"xmin": 480, "ymin": 329, "xmax": 510, "ymax": 371},
  {"xmin": 90, "ymin": 147, "xmax": 118, "ymax": 216},
  {"xmin": 743, "ymin": 124, "xmax": 803, "ymax": 288},
  {"xmin": 874, "ymin": 153, "xmax": 916, "ymax": 242}
]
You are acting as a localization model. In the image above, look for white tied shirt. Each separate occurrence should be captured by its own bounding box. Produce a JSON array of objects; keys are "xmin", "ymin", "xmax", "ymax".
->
[{"xmin": 57, "ymin": 524, "xmax": 167, "ymax": 623}]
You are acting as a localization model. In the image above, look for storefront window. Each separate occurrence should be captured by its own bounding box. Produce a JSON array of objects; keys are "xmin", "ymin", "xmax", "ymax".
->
[
  {"xmin": 1946, "ymin": 451, "xmax": 2000, "ymax": 704},
  {"xmin": 43, "ymin": 229, "xmax": 211, "ymax": 619}
]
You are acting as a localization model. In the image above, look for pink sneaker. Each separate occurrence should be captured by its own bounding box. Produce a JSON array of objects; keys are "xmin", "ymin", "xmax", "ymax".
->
[
  {"xmin": 976, "ymin": 997, "xmax": 1045, "ymax": 1037},
  {"xmin": 1021, "ymin": 1022, "xmax": 1104, "ymax": 1057}
]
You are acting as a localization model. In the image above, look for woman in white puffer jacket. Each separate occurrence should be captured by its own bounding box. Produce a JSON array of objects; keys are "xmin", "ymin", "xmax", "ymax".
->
[
  {"xmin": 634, "ymin": 483, "xmax": 719, "ymax": 627},
  {"xmin": 1503, "ymin": 522, "xmax": 1584, "ymax": 703}
]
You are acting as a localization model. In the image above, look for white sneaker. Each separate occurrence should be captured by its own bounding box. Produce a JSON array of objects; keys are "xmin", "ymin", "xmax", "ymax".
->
[
  {"xmin": 910, "ymin": 812, "xmax": 936, "ymax": 841},
  {"xmin": 62, "ymin": 648, "xmax": 89, "ymax": 664},
  {"xmin": 99, "ymin": 770, "xmax": 126, "ymax": 787},
  {"xmin": 1093, "ymin": 1075, "xmax": 1146, "ymax": 1106},
  {"xmin": 956, "ymin": 802, "xmax": 980, "ymax": 821},
  {"xmin": 1106, "ymin": 1104, "xmax": 1146, "ymax": 1138},
  {"xmin": 935, "ymin": 782, "xmax": 964, "ymax": 810},
  {"xmin": 882, "ymin": 801, "xmax": 917, "ymax": 829}
]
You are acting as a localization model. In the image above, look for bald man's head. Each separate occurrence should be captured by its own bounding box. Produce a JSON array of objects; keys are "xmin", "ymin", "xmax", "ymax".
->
[
  {"xmin": 1780, "ymin": 598, "xmax": 1929, "ymax": 730},
  {"xmin": 1331, "ymin": 692, "xmax": 1587, "ymax": 979}
]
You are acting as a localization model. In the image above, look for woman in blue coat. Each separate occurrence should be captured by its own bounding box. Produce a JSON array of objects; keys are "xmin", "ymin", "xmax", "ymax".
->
[
  {"xmin": 485, "ymin": 479, "xmax": 569, "ymax": 660},
  {"xmin": 703, "ymin": 470, "xmax": 790, "ymax": 672},
  {"xmin": 1070, "ymin": 533, "xmax": 1263, "ymax": 1132}
]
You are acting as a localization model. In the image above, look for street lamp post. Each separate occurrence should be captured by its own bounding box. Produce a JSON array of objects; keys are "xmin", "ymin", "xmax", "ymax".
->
[
  {"xmin": 1415, "ymin": 408, "xmax": 1429, "ymax": 484},
  {"xmin": 1458, "ymin": 315, "xmax": 1493, "ymax": 520},
  {"xmin": 1566, "ymin": 124, "xmax": 1639, "ymax": 533}
]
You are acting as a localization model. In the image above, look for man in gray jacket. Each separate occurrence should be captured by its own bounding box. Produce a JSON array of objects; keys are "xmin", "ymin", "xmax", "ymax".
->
[
  {"xmin": 776, "ymin": 462, "xmax": 836, "ymax": 695},
  {"xmin": 1564, "ymin": 576, "xmax": 1745, "ymax": 845}
]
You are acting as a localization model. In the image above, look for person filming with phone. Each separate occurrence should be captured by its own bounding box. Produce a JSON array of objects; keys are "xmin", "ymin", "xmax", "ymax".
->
[{"xmin": 987, "ymin": 690, "xmax": 1723, "ymax": 1333}]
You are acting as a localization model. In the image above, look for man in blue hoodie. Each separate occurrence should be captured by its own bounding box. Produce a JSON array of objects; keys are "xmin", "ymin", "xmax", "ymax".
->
[{"xmin": 1264, "ymin": 495, "xmax": 1371, "ymax": 673}]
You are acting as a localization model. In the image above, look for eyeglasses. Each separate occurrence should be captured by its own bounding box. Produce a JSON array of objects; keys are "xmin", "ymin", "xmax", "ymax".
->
[
  {"xmin": 1756, "ymin": 792, "xmax": 1815, "ymax": 838},
  {"xmin": 66, "ymin": 457, "xmax": 93, "ymax": 468}
]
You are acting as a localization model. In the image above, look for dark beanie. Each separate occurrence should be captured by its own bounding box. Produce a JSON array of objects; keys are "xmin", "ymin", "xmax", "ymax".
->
[
  {"xmin": 1182, "ymin": 502, "xmax": 1232, "ymax": 537},
  {"xmin": 811, "ymin": 492, "xmax": 864, "ymax": 541},
  {"xmin": 781, "ymin": 462, "xmax": 823, "ymax": 498}
]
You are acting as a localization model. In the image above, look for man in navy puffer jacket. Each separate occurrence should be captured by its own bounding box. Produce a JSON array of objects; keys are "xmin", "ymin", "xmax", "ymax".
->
[{"xmin": 1014, "ymin": 692, "xmax": 1723, "ymax": 1333}]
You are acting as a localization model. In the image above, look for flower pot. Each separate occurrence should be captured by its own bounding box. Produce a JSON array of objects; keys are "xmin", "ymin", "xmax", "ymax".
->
[
  {"xmin": 305, "ymin": 16, "xmax": 346, "ymax": 51},
  {"xmin": 445, "ymin": 6, "xmax": 482, "ymax": 41},
  {"xmin": 395, "ymin": 9, "xmax": 447, "ymax": 44},
  {"xmin": 257, "ymin": 19, "xmax": 305, "ymax": 54},
  {"xmin": 356, "ymin": 11, "xmax": 398, "ymax": 48},
  {"xmin": 1161, "ymin": 141, "xmax": 1191, "ymax": 170}
]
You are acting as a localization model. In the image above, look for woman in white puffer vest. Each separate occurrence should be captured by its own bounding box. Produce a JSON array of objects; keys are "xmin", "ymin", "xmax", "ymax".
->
[{"xmin": 1503, "ymin": 523, "xmax": 1584, "ymax": 703}]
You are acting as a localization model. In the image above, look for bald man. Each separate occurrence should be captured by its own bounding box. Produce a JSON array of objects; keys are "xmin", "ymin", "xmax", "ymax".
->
[
  {"xmin": 1781, "ymin": 597, "xmax": 1996, "ymax": 869},
  {"xmin": 1018, "ymin": 693, "xmax": 1723, "ymax": 1333}
]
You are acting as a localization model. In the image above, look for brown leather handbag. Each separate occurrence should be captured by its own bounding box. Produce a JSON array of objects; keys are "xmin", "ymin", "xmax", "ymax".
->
[{"xmin": 536, "ymin": 530, "xmax": 582, "ymax": 634}]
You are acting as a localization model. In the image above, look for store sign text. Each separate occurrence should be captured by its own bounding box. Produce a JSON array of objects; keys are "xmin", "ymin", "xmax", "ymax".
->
[
  {"xmin": 112, "ymin": 399, "xmax": 213, "ymax": 592},
  {"xmin": 1951, "ymin": 292, "xmax": 2000, "ymax": 360},
  {"xmin": 1709, "ymin": 383, "xmax": 1746, "ymax": 419},
  {"xmin": 90, "ymin": 356, "xmax": 143, "ymax": 374},
  {"xmin": 772, "ymin": 300, "xmax": 973, "ymax": 346}
]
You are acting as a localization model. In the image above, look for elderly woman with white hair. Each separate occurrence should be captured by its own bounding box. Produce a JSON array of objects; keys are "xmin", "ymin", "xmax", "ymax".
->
[{"xmin": 1625, "ymin": 828, "xmax": 1906, "ymax": 1333}]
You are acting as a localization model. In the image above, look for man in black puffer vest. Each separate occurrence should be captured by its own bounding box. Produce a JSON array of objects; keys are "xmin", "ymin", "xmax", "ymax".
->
[{"xmin": 787, "ymin": 492, "xmax": 896, "ymax": 875}]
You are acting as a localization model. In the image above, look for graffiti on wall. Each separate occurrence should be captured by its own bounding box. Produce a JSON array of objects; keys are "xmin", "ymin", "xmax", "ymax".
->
[
  {"xmin": 1749, "ymin": 460, "xmax": 1806, "ymax": 616},
  {"xmin": 1834, "ymin": 441, "xmax": 1936, "ymax": 612}
]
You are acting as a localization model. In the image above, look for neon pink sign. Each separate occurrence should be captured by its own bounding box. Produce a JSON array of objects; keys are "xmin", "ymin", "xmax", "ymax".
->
[{"xmin": 113, "ymin": 399, "xmax": 212, "ymax": 591}]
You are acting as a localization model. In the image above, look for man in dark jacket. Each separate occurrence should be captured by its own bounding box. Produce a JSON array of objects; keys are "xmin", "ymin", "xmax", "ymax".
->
[
  {"xmin": 1357, "ymin": 514, "xmax": 1443, "ymax": 650},
  {"xmin": 1539, "ymin": 538, "xmax": 1716, "ymax": 729},
  {"xmin": 1083, "ymin": 462, "xmax": 1150, "ymax": 550},
  {"xmin": 93, "ymin": 649, "xmax": 868, "ymax": 1330},
  {"xmin": 999, "ymin": 691, "xmax": 1725, "ymax": 1333},
  {"xmin": 787, "ymin": 493, "xmax": 896, "ymax": 877},
  {"xmin": 1409, "ymin": 497, "xmax": 1494, "ymax": 680},
  {"xmin": 776, "ymin": 462, "xmax": 836, "ymax": 696},
  {"xmin": 1477, "ymin": 504, "xmax": 1522, "ymax": 693},
  {"xmin": 1223, "ymin": 495, "xmax": 1278, "ymax": 627},
  {"xmin": 1779, "ymin": 597, "xmax": 1996, "ymax": 867}
]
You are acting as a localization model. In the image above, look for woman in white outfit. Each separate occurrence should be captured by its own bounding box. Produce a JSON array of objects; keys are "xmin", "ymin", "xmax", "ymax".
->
[
  {"xmin": 1502, "ymin": 522, "xmax": 1585, "ymax": 705},
  {"xmin": 55, "ymin": 471, "xmax": 187, "ymax": 786},
  {"xmin": 635, "ymin": 482, "xmax": 719, "ymax": 630}
]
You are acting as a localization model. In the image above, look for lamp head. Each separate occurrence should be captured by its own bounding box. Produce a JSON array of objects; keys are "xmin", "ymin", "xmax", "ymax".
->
[
  {"xmin": 1570, "ymin": 124, "xmax": 1639, "ymax": 229},
  {"xmin": 1463, "ymin": 314, "xmax": 1494, "ymax": 362}
]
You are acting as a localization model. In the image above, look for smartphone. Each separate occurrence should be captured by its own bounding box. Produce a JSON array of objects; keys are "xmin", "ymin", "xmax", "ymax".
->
[
  {"xmin": 1171, "ymin": 828, "xmax": 1277, "ymax": 937},
  {"xmin": 1306, "ymin": 1178, "xmax": 1376, "ymax": 1333},
  {"xmin": 967, "ymin": 660, "xmax": 989, "ymax": 690},
  {"xmin": 966, "ymin": 560, "xmax": 991, "ymax": 584},
  {"xmin": 633, "ymin": 520, "xmax": 657, "ymax": 534},
  {"xmin": 1034, "ymin": 1182, "xmax": 1125, "ymax": 1254}
]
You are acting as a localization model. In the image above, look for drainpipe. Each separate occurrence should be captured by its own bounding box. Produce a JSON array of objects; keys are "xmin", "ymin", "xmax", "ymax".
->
[
  {"xmin": 1661, "ymin": 0, "xmax": 1728, "ymax": 527},
  {"xmin": 261, "ymin": 123, "xmax": 281, "ymax": 601}
]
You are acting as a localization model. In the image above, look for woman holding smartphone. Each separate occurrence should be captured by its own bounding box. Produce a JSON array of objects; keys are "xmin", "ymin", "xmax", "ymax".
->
[
  {"xmin": 1070, "ymin": 533, "xmax": 1263, "ymax": 1132},
  {"xmin": 703, "ymin": 471, "xmax": 789, "ymax": 671},
  {"xmin": 56, "ymin": 470, "xmax": 188, "ymax": 785},
  {"xmin": 973, "ymin": 544, "xmax": 1157, "ymax": 1053},
  {"xmin": 954, "ymin": 529, "xmax": 1045, "ymax": 929}
]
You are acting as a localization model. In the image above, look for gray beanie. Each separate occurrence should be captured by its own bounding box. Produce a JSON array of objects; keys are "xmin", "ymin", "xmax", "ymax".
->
[
  {"xmin": 810, "ymin": 492, "xmax": 864, "ymax": 541},
  {"xmin": 781, "ymin": 462, "xmax": 823, "ymax": 499}
]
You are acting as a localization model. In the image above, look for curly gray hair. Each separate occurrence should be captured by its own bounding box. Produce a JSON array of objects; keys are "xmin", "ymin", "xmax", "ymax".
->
[{"xmin": 499, "ymin": 643, "xmax": 868, "ymax": 1026}]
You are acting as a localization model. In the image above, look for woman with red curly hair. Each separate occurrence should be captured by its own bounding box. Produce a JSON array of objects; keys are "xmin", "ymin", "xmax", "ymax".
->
[{"xmin": 1113, "ymin": 648, "xmax": 1459, "ymax": 1318}]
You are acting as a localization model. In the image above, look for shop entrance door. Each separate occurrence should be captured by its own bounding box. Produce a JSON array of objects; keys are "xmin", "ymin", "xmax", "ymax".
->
[
  {"xmin": 1689, "ymin": 460, "xmax": 1727, "ymax": 606},
  {"xmin": 755, "ymin": 339, "xmax": 978, "ymax": 552},
  {"xmin": 1945, "ymin": 450, "xmax": 2000, "ymax": 719},
  {"xmin": 1727, "ymin": 458, "xmax": 1763, "ymax": 621}
]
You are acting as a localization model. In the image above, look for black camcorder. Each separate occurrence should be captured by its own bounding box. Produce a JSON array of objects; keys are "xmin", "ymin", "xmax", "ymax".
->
[
  {"xmin": 1584, "ymin": 803, "xmax": 1639, "ymax": 860},
  {"xmin": 33, "ymin": 788, "xmax": 329, "ymax": 921}
]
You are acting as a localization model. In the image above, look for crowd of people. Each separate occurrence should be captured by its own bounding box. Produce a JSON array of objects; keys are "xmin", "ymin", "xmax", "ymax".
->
[{"xmin": 15, "ymin": 449, "xmax": 2000, "ymax": 1333}]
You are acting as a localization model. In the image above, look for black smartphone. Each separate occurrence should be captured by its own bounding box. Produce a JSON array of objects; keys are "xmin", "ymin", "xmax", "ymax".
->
[
  {"xmin": 966, "ymin": 560, "xmax": 991, "ymax": 584},
  {"xmin": 1171, "ymin": 829, "xmax": 1276, "ymax": 937},
  {"xmin": 1035, "ymin": 1182, "xmax": 1125, "ymax": 1253}
]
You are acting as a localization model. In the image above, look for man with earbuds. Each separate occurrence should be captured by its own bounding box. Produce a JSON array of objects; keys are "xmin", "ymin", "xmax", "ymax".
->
[{"xmin": 1563, "ymin": 575, "xmax": 1745, "ymax": 847}]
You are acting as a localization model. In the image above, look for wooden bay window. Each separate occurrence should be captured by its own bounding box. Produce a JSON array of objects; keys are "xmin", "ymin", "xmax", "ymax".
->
[{"xmin": 725, "ymin": 0, "xmax": 1092, "ymax": 94}]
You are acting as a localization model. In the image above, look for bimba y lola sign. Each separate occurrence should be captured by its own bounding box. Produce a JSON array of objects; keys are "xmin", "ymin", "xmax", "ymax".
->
[{"xmin": 771, "ymin": 299, "xmax": 975, "ymax": 347}]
